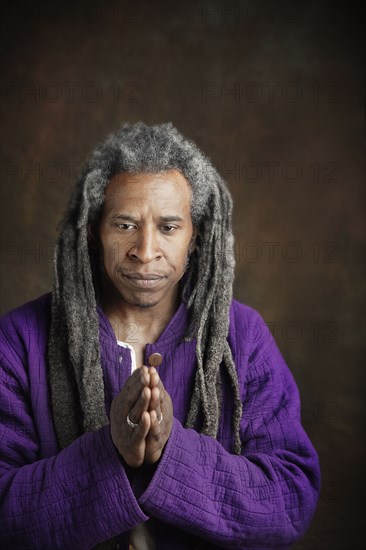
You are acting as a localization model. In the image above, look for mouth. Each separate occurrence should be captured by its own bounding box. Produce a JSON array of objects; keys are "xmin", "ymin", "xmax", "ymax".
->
[{"xmin": 121, "ymin": 272, "xmax": 165, "ymax": 288}]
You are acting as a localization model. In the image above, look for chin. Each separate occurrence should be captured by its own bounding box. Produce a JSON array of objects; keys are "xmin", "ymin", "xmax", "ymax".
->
[
  {"xmin": 127, "ymin": 295, "xmax": 160, "ymax": 308},
  {"xmin": 136, "ymin": 302, "xmax": 158, "ymax": 309}
]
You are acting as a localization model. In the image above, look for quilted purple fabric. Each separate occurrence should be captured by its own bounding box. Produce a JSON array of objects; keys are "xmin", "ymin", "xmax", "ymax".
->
[{"xmin": 0, "ymin": 293, "xmax": 320, "ymax": 549}]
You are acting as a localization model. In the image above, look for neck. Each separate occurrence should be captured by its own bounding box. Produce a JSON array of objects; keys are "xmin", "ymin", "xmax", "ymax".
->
[{"xmin": 100, "ymin": 283, "xmax": 179, "ymax": 344}]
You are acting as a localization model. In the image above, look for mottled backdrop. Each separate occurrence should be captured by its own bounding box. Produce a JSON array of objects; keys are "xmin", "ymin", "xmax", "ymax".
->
[{"xmin": 0, "ymin": 1, "xmax": 364, "ymax": 548}]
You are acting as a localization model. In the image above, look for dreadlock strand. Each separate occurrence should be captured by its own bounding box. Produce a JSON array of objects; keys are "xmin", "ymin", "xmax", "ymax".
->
[
  {"xmin": 48, "ymin": 240, "xmax": 83, "ymax": 447},
  {"xmin": 67, "ymin": 184, "xmax": 107, "ymax": 434},
  {"xmin": 185, "ymin": 185, "xmax": 228, "ymax": 438},
  {"xmin": 223, "ymin": 345, "xmax": 243, "ymax": 454}
]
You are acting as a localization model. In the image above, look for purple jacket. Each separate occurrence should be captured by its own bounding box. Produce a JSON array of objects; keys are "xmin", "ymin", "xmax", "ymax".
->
[{"xmin": 0, "ymin": 293, "xmax": 320, "ymax": 549}]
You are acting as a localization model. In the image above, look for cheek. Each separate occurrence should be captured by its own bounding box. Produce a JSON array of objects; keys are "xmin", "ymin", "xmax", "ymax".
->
[
  {"xmin": 103, "ymin": 244, "xmax": 124, "ymax": 269},
  {"xmin": 168, "ymin": 240, "xmax": 192, "ymax": 265},
  {"xmin": 99, "ymin": 230, "xmax": 123, "ymax": 263}
]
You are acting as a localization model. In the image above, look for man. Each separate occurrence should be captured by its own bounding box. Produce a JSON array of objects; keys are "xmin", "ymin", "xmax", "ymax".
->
[{"xmin": 0, "ymin": 122, "xmax": 320, "ymax": 549}]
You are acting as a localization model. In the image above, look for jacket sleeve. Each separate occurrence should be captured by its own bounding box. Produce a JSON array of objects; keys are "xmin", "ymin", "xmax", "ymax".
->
[
  {"xmin": 0, "ymin": 323, "xmax": 148, "ymax": 550},
  {"xmin": 138, "ymin": 310, "xmax": 321, "ymax": 549}
]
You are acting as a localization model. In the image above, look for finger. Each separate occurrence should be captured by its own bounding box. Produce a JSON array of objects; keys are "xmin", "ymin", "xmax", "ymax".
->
[
  {"xmin": 124, "ymin": 412, "xmax": 151, "ymax": 467},
  {"xmin": 148, "ymin": 386, "xmax": 162, "ymax": 417},
  {"xmin": 148, "ymin": 393, "xmax": 164, "ymax": 438},
  {"xmin": 145, "ymin": 409, "xmax": 164, "ymax": 466},
  {"xmin": 128, "ymin": 385, "xmax": 151, "ymax": 424},
  {"xmin": 148, "ymin": 367, "xmax": 160, "ymax": 388},
  {"xmin": 154, "ymin": 375, "xmax": 166, "ymax": 397},
  {"xmin": 124, "ymin": 366, "xmax": 150, "ymax": 409},
  {"xmin": 130, "ymin": 410, "xmax": 151, "ymax": 443},
  {"xmin": 144, "ymin": 390, "xmax": 173, "ymax": 465},
  {"xmin": 148, "ymin": 368, "xmax": 166, "ymax": 404},
  {"xmin": 146, "ymin": 411, "xmax": 164, "ymax": 447}
]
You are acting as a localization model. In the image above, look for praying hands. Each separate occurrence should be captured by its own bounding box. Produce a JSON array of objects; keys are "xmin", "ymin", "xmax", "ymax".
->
[{"xmin": 110, "ymin": 366, "xmax": 173, "ymax": 467}]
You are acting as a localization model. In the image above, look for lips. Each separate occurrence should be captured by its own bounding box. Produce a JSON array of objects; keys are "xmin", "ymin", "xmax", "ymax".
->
[
  {"xmin": 121, "ymin": 272, "xmax": 165, "ymax": 288},
  {"xmin": 124, "ymin": 273, "xmax": 164, "ymax": 280}
]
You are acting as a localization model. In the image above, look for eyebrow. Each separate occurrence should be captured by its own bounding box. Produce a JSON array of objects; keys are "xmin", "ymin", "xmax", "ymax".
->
[
  {"xmin": 112, "ymin": 214, "xmax": 137, "ymax": 221},
  {"xmin": 111, "ymin": 214, "xmax": 184, "ymax": 222},
  {"xmin": 160, "ymin": 216, "xmax": 184, "ymax": 222}
]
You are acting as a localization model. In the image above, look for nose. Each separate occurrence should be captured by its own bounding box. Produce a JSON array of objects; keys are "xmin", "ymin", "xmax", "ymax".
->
[{"xmin": 128, "ymin": 226, "xmax": 162, "ymax": 263}]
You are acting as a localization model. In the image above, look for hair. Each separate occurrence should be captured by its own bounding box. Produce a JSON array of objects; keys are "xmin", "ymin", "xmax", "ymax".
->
[{"xmin": 48, "ymin": 122, "xmax": 243, "ymax": 454}]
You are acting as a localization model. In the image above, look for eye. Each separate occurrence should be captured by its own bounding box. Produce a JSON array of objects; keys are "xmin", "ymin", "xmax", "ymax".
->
[
  {"xmin": 161, "ymin": 225, "xmax": 176, "ymax": 233},
  {"xmin": 116, "ymin": 223, "xmax": 136, "ymax": 231}
]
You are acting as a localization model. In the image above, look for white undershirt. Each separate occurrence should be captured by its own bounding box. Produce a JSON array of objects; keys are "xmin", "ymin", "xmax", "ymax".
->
[{"xmin": 117, "ymin": 340, "xmax": 137, "ymax": 372}]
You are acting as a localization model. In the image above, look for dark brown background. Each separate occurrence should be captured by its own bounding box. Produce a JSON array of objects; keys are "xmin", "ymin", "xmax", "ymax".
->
[{"xmin": 0, "ymin": 1, "xmax": 364, "ymax": 548}]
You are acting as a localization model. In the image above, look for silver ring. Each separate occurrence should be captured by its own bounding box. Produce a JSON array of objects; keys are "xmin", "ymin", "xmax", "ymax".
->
[
  {"xmin": 126, "ymin": 413, "xmax": 139, "ymax": 429},
  {"xmin": 157, "ymin": 412, "xmax": 163, "ymax": 425}
]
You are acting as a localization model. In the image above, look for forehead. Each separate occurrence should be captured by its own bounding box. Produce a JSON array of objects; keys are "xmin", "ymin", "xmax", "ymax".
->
[{"xmin": 102, "ymin": 170, "xmax": 192, "ymax": 215}]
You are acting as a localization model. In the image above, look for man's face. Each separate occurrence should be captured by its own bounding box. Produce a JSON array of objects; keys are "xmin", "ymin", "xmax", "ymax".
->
[{"xmin": 98, "ymin": 170, "xmax": 195, "ymax": 310}]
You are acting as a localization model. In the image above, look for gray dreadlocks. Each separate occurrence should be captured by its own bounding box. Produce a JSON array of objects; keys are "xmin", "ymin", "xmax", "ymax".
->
[{"xmin": 48, "ymin": 122, "xmax": 243, "ymax": 455}]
